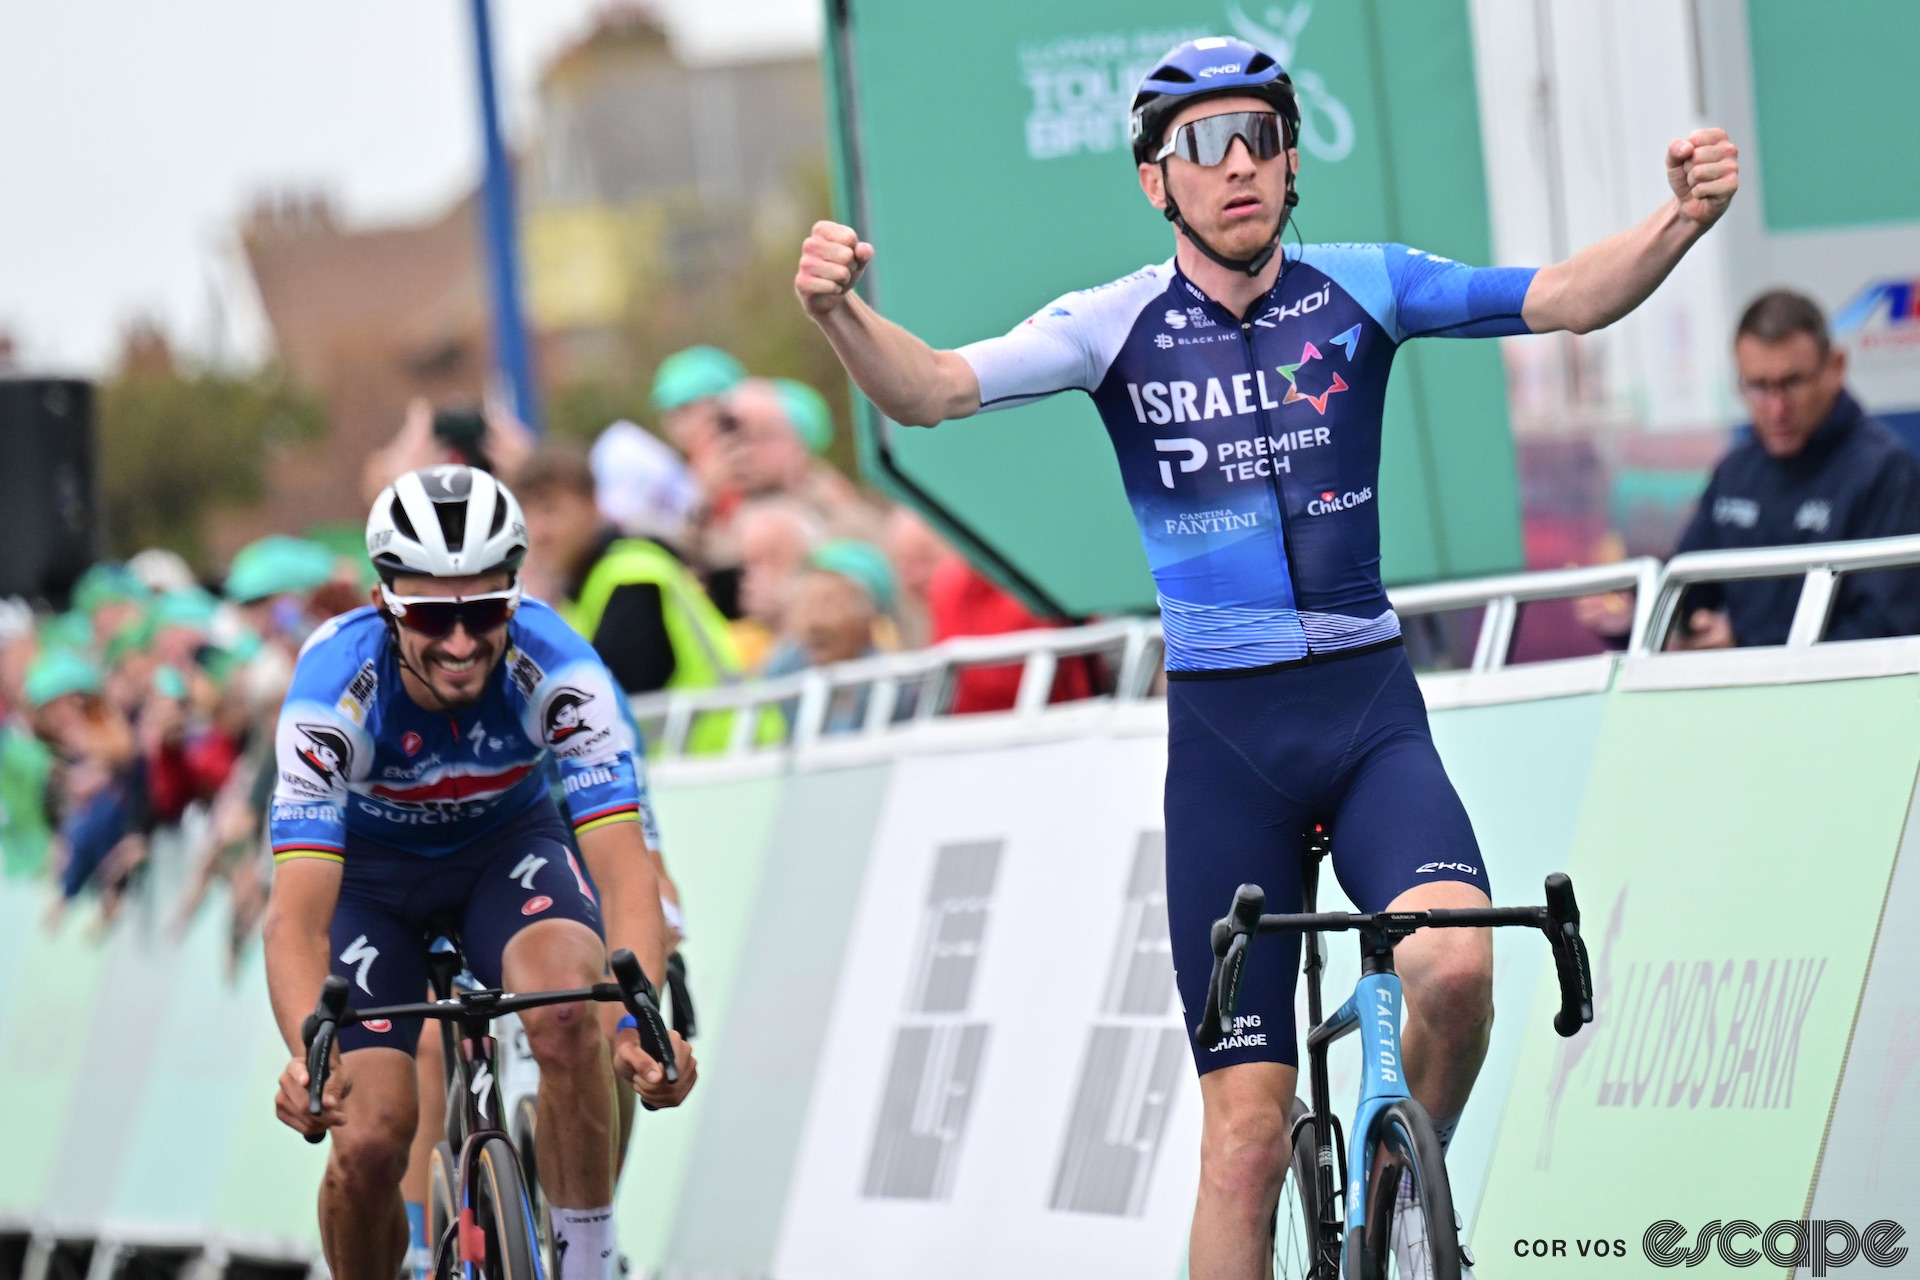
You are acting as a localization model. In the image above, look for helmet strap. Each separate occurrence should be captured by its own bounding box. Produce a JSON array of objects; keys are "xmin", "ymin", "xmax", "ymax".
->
[{"xmin": 1159, "ymin": 160, "xmax": 1298, "ymax": 279}]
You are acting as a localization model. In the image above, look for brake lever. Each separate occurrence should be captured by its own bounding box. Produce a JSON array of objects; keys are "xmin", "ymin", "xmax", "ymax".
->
[
  {"xmin": 302, "ymin": 975, "xmax": 351, "ymax": 1144},
  {"xmin": 609, "ymin": 949, "xmax": 679, "ymax": 1088}
]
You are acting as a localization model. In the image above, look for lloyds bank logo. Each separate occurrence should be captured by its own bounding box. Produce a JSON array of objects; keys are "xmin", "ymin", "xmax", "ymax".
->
[{"xmin": 1018, "ymin": 3, "xmax": 1355, "ymax": 164}]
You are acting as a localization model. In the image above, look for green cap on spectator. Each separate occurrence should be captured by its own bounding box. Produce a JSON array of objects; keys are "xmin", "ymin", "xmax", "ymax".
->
[
  {"xmin": 651, "ymin": 345, "xmax": 745, "ymax": 413},
  {"xmin": 225, "ymin": 536, "xmax": 336, "ymax": 604},
  {"xmin": 72, "ymin": 563, "xmax": 149, "ymax": 614},
  {"xmin": 772, "ymin": 378, "xmax": 834, "ymax": 455},
  {"xmin": 152, "ymin": 664, "xmax": 190, "ymax": 701},
  {"xmin": 24, "ymin": 648, "xmax": 101, "ymax": 708},
  {"xmin": 103, "ymin": 613, "xmax": 157, "ymax": 669},
  {"xmin": 810, "ymin": 540, "xmax": 897, "ymax": 616},
  {"xmin": 38, "ymin": 611, "xmax": 94, "ymax": 654},
  {"xmin": 152, "ymin": 587, "xmax": 220, "ymax": 632}
]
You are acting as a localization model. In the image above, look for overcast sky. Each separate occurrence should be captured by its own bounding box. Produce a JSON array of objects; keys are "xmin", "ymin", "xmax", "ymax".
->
[{"xmin": 0, "ymin": 0, "xmax": 820, "ymax": 375}]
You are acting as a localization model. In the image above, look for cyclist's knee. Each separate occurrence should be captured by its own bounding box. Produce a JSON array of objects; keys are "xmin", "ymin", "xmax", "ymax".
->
[
  {"xmin": 328, "ymin": 1103, "xmax": 414, "ymax": 1196},
  {"xmin": 1199, "ymin": 1083, "xmax": 1292, "ymax": 1204},
  {"xmin": 520, "ymin": 999, "xmax": 601, "ymax": 1073},
  {"xmin": 1406, "ymin": 943, "xmax": 1493, "ymax": 1031}
]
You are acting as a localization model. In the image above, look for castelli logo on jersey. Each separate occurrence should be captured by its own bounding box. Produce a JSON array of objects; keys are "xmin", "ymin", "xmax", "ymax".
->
[
  {"xmin": 363, "ymin": 1019, "xmax": 392, "ymax": 1033},
  {"xmin": 522, "ymin": 895, "xmax": 553, "ymax": 916},
  {"xmin": 401, "ymin": 731, "xmax": 423, "ymax": 756},
  {"xmin": 1306, "ymin": 487, "xmax": 1373, "ymax": 516}
]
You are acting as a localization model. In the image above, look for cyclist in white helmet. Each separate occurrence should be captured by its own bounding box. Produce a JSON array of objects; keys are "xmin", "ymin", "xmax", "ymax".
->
[{"xmin": 263, "ymin": 465, "xmax": 695, "ymax": 1280}]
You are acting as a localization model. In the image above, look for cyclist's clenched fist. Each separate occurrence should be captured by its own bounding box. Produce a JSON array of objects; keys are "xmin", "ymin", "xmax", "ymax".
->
[{"xmin": 795, "ymin": 221, "xmax": 874, "ymax": 317}]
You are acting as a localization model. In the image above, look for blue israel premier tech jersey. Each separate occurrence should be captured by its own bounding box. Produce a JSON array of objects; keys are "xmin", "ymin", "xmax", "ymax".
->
[
  {"xmin": 958, "ymin": 243, "xmax": 1536, "ymax": 673},
  {"xmin": 268, "ymin": 600, "xmax": 658, "ymax": 863}
]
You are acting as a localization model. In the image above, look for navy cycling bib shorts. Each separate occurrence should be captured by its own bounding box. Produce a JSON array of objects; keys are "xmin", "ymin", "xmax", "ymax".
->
[
  {"xmin": 1164, "ymin": 644, "xmax": 1488, "ymax": 1072},
  {"xmin": 956, "ymin": 243, "xmax": 1532, "ymax": 1072},
  {"xmin": 329, "ymin": 803, "xmax": 604, "ymax": 1055}
]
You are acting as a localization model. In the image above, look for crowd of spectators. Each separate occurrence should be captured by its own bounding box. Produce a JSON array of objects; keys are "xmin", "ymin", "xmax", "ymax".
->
[
  {"xmin": 359, "ymin": 346, "xmax": 1097, "ymax": 733},
  {"xmin": 0, "ymin": 345, "xmax": 1095, "ymax": 933}
]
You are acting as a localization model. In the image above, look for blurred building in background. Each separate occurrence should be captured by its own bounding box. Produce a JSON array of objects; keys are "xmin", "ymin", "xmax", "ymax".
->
[{"xmin": 227, "ymin": 3, "xmax": 831, "ymax": 565}]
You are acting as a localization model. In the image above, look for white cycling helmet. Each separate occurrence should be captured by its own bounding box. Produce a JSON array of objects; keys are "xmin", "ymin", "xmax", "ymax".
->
[{"xmin": 366, "ymin": 465, "xmax": 528, "ymax": 582}]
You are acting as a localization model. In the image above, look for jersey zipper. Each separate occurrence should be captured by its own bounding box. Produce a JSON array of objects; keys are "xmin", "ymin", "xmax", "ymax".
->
[{"xmin": 1235, "ymin": 304, "xmax": 1311, "ymax": 655}]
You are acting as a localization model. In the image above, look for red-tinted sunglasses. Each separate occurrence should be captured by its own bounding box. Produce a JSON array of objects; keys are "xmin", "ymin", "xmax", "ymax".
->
[{"xmin": 384, "ymin": 586, "xmax": 520, "ymax": 638}]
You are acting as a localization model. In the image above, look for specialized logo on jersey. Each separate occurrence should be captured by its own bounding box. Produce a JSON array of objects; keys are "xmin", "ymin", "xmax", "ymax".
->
[
  {"xmin": 340, "ymin": 934, "xmax": 379, "ymax": 995},
  {"xmin": 544, "ymin": 688, "xmax": 595, "ymax": 744},
  {"xmin": 295, "ymin": 724, "xmax": 353, "ymax": 787}
]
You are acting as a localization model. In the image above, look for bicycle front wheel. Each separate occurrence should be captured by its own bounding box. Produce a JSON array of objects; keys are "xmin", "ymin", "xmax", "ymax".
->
[
  {"xmin": 427, "ymin": 1140, "xmax": 458, "ymax": 1279},
  {"xmin": 472, "ymin": 1135, "xmax": 541, "ymax": 1280},
  {"xmin": 513, "ymin": 1095, "xmax": 558, "ymax": 1280},
  {"xmin": 1274, "ymin": 1097, "xmax": 1333, "ymax": 1279},
  {"xmin": 1358, "ymin": 1099, "xmax": 1459, "ymax": 1280}
]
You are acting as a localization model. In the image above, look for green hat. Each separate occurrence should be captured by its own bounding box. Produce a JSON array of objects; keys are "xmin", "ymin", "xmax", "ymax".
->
[
  {"xmin": 152, "ymin": 587, "xmax": 220, "ymax": 632},
  {"xmin": 225, "ymin": 536, "xmax": 336, "ymax": 604},
  {"xmin": 38, "ymin": 611, "xmax": 94, "ymax": 655},
  {"xmin": 651, "ymin": 345, "xmax": 745, "ymax": 413},
  {"xmin": 810, "ymin": 539, "xmax": 897, "ymax": 616},
  {"xmin": 72, "ymin": 563, "xmax": 148, "ymax": 615},
  {"xmin": 24, "ymin": 648, "xmax": 101, "ymax": 708},
  {"xmin": 102, "ymin": 613, "xmax": 157, "ymax": 669},
  {"xmin": 151, "ymin": 664, "xmax": 190, "ymax": 701},
  {"xmin": 772, "ymin": 378, "xmax": 834, "ymax": 455}
]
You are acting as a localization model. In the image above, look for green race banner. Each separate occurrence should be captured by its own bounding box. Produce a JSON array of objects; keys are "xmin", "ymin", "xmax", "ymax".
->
[{"xmin": 827, "ymin": 0, "xmax": 1523, "ymax": 615}]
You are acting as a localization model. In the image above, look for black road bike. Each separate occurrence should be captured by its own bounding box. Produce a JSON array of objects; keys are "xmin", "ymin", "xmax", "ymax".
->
[{"xmin": 301, "ymin": 934, "xmax": 678, "ymax": 1280}]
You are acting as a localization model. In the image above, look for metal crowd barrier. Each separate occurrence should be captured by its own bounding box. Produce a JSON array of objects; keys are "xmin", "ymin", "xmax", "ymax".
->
[{"xmin": 631, "ymin": 535, "xmax": 1920, "ymax": 760}]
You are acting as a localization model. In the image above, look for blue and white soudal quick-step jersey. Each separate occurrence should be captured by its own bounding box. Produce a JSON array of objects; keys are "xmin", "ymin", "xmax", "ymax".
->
[
  {"xmin": 958, "ymin": 243, "xmax": 1537, "ymax": 673},
  {"xmin": 268, "ymin": 600, "xmax": 658, "ymax": 864}
]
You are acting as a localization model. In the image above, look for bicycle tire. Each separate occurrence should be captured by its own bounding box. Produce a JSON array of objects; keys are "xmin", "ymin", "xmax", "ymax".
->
[
  {"xmin": 1273, "ymin": 1097, "xmax": 1328, "ymax": 1279},
  {"xmin": 512, "ymin": 1095, "xmax": 558, "ymax": 1280},
  {"xmin": 1357, "ymin": 1098, "xmax": 1459, "ymax": 1280},
  {"xmin": 472, "ymin": 1135, "xmax": 541, "ymax": 1280},
  {"xmin": 427, "ymin": 1140, "xmax": 459, "ymax": 1280}
]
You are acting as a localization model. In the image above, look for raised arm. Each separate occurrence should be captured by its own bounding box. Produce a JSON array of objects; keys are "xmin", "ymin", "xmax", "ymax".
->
[
  {"xmin": 1523, "ymin": 128, "xmax": 1739, "ymax": 335},
  {"xmin": 795, "ymin": 221, "xmax": 981, "ymax": 427}
]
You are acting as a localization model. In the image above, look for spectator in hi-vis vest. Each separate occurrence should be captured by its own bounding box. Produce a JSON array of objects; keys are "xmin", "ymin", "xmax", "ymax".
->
[{"xmin": 515, "ymin": 444, "xmax": 754, "ymax": 754}]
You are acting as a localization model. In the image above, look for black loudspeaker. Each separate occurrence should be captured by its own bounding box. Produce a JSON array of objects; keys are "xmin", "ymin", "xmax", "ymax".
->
[{"xmin": 0, "ymin": 378, "xmax": 98, "ymax": 606}]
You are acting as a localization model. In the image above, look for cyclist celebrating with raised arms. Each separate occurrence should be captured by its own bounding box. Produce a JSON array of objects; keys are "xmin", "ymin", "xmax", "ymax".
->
[
  {"xmin": 794, "ymin": 36, "xmax": 1736, "ymax": 1280},
  {"xmin": 263, "ymin": 464, "xmax": 695, "ymax": 1280}
]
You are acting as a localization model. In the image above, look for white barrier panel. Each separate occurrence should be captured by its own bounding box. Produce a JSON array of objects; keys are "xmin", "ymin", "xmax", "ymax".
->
[{"xmin": 773, "ymin": 736, "xmax": 1198, "ymax": 1280}]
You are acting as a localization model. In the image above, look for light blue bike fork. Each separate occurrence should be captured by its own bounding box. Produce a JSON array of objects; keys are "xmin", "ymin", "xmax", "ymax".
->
[{"xmin": 1303, "ymin": 966, "xmax": 1411, "ymax": 1272}]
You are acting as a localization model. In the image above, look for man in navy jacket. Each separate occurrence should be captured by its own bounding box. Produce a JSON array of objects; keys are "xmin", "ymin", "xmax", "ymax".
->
[{"xmin": 1672, "ymin": 289, "xmax": 1920, "ymax": 647}]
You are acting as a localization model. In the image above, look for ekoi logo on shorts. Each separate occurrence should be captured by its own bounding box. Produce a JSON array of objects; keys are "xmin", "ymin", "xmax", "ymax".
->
[{"xmin": 522, "ymin": 895, "xmax": 553, "ymax": 916}]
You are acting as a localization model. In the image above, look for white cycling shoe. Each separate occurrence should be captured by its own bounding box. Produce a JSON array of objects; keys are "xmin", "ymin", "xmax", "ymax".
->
[{"xmin": 1390, "ymin": 1173, "xmax": 1475, "ymax": 1279}]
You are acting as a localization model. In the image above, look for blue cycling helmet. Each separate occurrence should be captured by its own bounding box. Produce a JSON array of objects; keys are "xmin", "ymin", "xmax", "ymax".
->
[
  {"xmin": 1130, "ymin": 37, "xmax": 1301, "ymax": 276},
  {"xmin": 1129, "ymin": 37, "xmax": 1299, "ymax": 165}
]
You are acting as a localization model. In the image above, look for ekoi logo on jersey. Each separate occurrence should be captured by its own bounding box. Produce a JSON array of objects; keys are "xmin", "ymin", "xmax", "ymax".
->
[{"xmin": 295, "ymin": 724, "xmax": 353, "ymax": 787}]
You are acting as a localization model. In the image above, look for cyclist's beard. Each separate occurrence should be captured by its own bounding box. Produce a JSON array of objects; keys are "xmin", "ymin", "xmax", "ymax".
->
[{"xmin": 400, "ymin": 634, "xmax": 501, "ymax": 710}]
